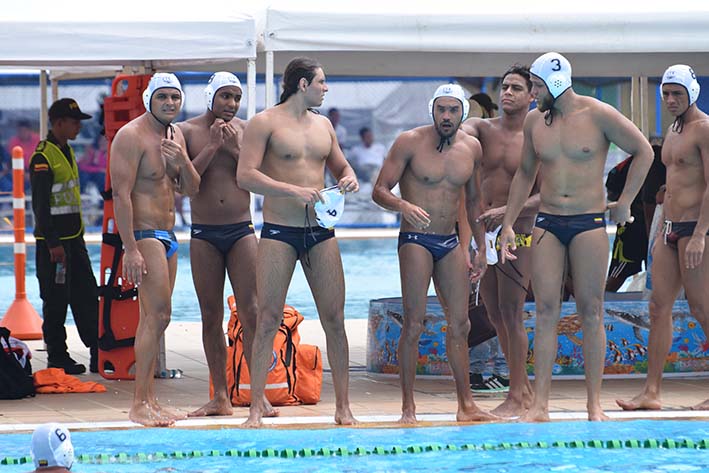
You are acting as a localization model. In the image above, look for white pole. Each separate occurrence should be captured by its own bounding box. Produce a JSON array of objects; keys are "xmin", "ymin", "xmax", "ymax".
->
[
  {"xmin": 266, "ymin": 51, "xmax": 275, "ymax": 108},
  {"xmin": 39, "ymin": 71, "xmax": 48, "ymax": 138},
  {"xmin": 247, "ymin": 58, "xmax": 256, "ymax": 119}
]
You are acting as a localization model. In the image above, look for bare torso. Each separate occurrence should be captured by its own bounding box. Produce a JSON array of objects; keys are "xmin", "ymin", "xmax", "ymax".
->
[
  {"xmin": 661, "ymin": 115, "xmax": 709, "ymax": 221},
  {"xmin": 179, "ymin": 115, "xmax": 250, "ymax": 224},
  {"xmin": 113, "ymin": 115, "xmax": 180, "ymax": 230},
  {"xmin": 529, "ymin": 97, "xmax": 609, "ymax": 215},
  {"xmin": 399, "ymin": 126, "xmax": 476, "ymax": 234},
  {"xmin": 260, "ymin": 108, "xmax": 333, "ymax": 226}
]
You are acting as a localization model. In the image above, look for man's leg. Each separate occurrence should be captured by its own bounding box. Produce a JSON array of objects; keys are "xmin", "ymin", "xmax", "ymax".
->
[
  {"xmin": 226, "ymin": 234, "xmax": 278, "ymax": 417},
  {"xmin": 302, "ymin": 239, "xmax": 357, "ymax": 425},
  {"xmin": 243, "ymin": 240, "xmax": 298, "ymax": 428},
  {"xmin": 129, "ymin": 240, "xmax": 183, "ymax": 427},
  {"xmin": 616, "ymin": 239, "xmax": 682, "ymax": 411},
  {"xmin": 520, "ymin": 228, "xmax": 566, "ymax": 422},
  {"xmin": 568, "ymin": 227, "xmax": 610, "ymax": 421},
  {"xmin": 188, "ymin": 238, "xmax": 231, "ymax": 417},
  {"xmin": 678, "ymin": 236, "xmax": 709, "ymax": 410},
  {"xmin": 396, "ymin": 243, "xmax": 434, "ymax": 424},
  {"xmin": 492, "ymin": 246, "xmax": 533, "ymax": 416},
  {"xmin": 433, "ymin": 246, "xmax": 497, "ymax": 422},
  {"xmin": 66, "ymin": 237, "xmax": 99, "ymax": 370}
]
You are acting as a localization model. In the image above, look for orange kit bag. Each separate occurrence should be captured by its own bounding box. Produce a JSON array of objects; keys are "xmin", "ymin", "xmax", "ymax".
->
[{"xmin": 225, "ymin": 296, "xmax": 322, "ymax": 406}]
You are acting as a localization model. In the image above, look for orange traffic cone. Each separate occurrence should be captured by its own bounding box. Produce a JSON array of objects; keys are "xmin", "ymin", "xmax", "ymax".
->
[{"xmin": 0, "ymin": 146, "xmax": 43, "ymax": 340}]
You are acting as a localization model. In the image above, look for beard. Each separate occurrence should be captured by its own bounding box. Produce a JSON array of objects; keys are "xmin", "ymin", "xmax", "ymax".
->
[
  {"xmin": 434, "ymin": 120, "xmax": 459, "ymax": 139},
  {"xmin": 536, "ymin": 95, "xmax": 554, "ymax": 112}
]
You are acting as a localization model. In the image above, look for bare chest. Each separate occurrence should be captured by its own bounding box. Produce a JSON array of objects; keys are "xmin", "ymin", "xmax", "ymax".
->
[
  {"xmin": 532, "ymin": 115, "xmax": 604, "ymax": 164},
  {"xmin": 663, "ymin": 132, "xmax": 702, "ymax": 169},
  {"xmin": 407, "ymin": 149, "xmax": 473, "ymax": 187},
  {"xmin": 268, "ymin": 124, "xmax": 331, "ymax": 164},
  {"xmin": 479, "ymin": 127, "xmax": 523, "ymax": 176}
]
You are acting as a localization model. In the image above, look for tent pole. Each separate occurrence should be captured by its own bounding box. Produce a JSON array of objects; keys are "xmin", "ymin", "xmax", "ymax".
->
[
  {"xmin": 266, "ymin": 51, "xmax": 275, "ymax": 109},
  {"xmin": 639, "ymin": 75, "xmax": 649, "ymax": 139},
  {"xmin": 247, "ymin": 58, "xmax": 256, "ymax": 119},
  {"xmin": 39, "ymin": 71, "xmax": 48, "ymax": 138}
]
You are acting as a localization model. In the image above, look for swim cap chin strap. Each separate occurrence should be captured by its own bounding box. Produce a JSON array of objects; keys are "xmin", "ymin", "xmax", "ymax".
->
[{"xmin": 429, "ymin": 84, "xmax": 469, "ymax": 153}]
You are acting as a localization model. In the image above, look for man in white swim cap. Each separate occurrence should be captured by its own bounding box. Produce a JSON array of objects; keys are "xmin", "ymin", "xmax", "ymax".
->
[
  {"xmin": 461, "ymin": 65, "xmax": 538, "ymax": 417},
  {"xmin": 237, "ymin": 57, "xmax": 359, "ymax": 427},
  {"xmin": 500, "ymin": 52, "xmax": 653, "ymax": 422},
  {"xmin": 31, "ymin": 423, "xmax": 73, "ymax": 472},
  {"xmin": 373, "ymin": 83, "xmax": 496, "ymax": 425},
  {"xmin": 618, "ymin": 64, "xmax": 709, "ymax": 413},
  {"xmin": 110, "ymin": 72, "xmax": 200, "ymax": 427},
  {"xmin": 177, "ymin": 72, "xmax": 275, "ymax": 419}
]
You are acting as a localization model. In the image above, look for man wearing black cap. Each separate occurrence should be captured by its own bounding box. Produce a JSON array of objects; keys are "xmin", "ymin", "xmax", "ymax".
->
[{"xmin": 30, "ymin": 98, "xmax": 98, "ymax": 375}]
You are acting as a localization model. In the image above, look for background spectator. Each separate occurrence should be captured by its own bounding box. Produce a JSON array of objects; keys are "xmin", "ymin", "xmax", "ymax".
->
[{"xmin": 348, "ymin": 127, "xmax": 387, "ymax": 183}]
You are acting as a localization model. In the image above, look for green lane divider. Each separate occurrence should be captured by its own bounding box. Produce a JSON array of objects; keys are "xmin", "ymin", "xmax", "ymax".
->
[{"xmin": 2, "ymin": 438, "xmax": 708, "ymax": 465}]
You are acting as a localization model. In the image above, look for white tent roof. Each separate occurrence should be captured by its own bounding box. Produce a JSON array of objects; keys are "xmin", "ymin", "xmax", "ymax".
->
[
  {"xmin": 263, "ymin": 0, "xmax": 709, "ymax": 77},
  {"xmin": 0, "ymin": 0, "xmax": 257, "ymax": 73}
]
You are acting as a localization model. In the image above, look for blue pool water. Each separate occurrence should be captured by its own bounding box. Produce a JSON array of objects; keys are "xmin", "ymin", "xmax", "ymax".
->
[
  {"xmin": 0, "ymin": 238, "xmax": 415, "ymax": 322},
  {"xmin": 1, "ymin": 420, "xmax": 708, "ymax": 472}
]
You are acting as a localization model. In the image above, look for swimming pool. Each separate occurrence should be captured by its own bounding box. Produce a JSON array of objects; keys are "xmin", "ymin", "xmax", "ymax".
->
[
  {"xmin": 1, "ymin": 420, "xmax": 708, "ymax": 472},
  {"xmin": 0, "ymin": 238, "xmax": 416, "ymax": 322}
]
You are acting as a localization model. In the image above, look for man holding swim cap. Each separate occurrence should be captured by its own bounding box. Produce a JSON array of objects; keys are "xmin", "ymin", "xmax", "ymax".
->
[
  {"xmin": 110, "ymin": 72, "xmax": 200, "ymax": 427},
  {"xmin": 500, "ymin": 52, "xmax": 652, "ymax": 422},
  {"xmin": 618, "ymin": 64, "xmax": 709, "ymax": 412},
  {"xmin": 373, "ymin": 83, "xmax": 495, "ymax": 424},
  {"xmin": 30, "ymin": 423, "xmax": 73, "ymax": 472},
  {"xmin": 177, "ymin": 72, "xmax": 275, "ymax": 419},
  {"xmin": 237, "ymin": 57, "xmax": 358, "ymax": 428}
]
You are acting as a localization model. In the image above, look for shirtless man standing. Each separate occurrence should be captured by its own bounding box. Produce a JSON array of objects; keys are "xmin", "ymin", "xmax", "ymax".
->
[
  {"xmin": 500, "ymin": 53, "xmax": 652, "ymax": 422},
  {"xmin": 237, "ymin": 57, "xmax": 359, "ymax": 427},
  {"xmin": 373, "ymin": 84, "xmax": 496, "ymax": 424},
  {"xmin": 460, "ymin": 65, "xmax": 538, "ymax": 417},
  {"xmin": 617, "ymin": 65, "xmax": 709, "ymax": 412},
  {"xmin": 110, "ymin": 73, "xmax": 201, "ymax": 426},
  {"xmin": 177, "ymin": 72, "xmax": 274, "ymax": 418}
]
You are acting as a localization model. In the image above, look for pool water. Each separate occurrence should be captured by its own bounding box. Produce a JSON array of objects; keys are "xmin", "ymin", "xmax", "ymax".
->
[
  {"xmin": 0, "ymin": 238, "xmax": 415, "ymax": 322},
  {"xmin": 1, "ymin": 420, "xmax": 708, "ymax": 472}
]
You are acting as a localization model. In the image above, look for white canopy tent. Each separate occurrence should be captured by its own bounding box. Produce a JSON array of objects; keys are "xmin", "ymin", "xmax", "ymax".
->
[
  {"xmin": 261, "ymin": 0, "xmax": 709, "ymax": 132},
  {"xmin": 0, "ymin": 0, "xmax": 259, "ymax": 128}
]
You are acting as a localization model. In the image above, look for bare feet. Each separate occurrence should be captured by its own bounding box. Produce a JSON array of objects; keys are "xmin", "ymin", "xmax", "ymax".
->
[
  {"xmin": 587, "ymin": 406, "xmax": 609, "ymax": 421},
  {"xmin": 457, "ymin": 405, "xmax": 499, "ymax": 423},
  {"xmin": 263, "ymin": 397, "xmax": 280, "ymax": 418},
  {"xmin": 690, "ymin": 399, "xmax": 709, "ymax": 411},
  {"xmin": 188, "ymin": 397, "xmax": 234, "ymax": 418},
  {"xmin": 491, "ymin": 397, "xmax": 528, "ymax": 418},
  {"xmin": 518, "ymin": 405, "xmax": 549, "ymax": 423},
  {"xmin": 398, "ymin": 409, "xmax": 417, "ymax": 425},
  {"xmin": 335, "ymin": 406, "xmax": 358, "ymax": 425},
  {"xmin": 616, "ymin": 394, "xmax": 662, "ymax": 411},
  {"xmin": 130, "ymin": 401, "xmax": 184, "ymax": 427},
  {"xmin": 242, "ymin": 409, "xmax": 264, "ymax": 428}
]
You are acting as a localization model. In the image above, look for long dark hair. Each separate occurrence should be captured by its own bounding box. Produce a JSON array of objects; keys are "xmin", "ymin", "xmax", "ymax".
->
[{"xmin": 278, "ymin": 57, "xmax": 322, "ymax": 105}]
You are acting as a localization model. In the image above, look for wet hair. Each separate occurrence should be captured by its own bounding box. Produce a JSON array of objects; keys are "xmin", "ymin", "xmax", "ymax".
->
[
  {"xmin": 502, "ymin": 64, "xmax": 532, "ymax": 92},
  {"xmin": 278, "ymin": 57, "xmax": 323, "ymax": 105}
]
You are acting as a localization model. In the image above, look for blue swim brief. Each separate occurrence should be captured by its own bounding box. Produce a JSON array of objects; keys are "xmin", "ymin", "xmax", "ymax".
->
[
  {"xmin": 133, "ymin": 229, "xmax": 179, "ymax": 258},
  {"xmin": 534, "ymin": 212, "xmax": 606, "ymax": 247},
  {"xmin": 397, "ymin": 232, "xmax": 459, "ymax": 262},
  {"xmin": 191, "ymin": 221, "xmax": 255, "ymax": 256}
]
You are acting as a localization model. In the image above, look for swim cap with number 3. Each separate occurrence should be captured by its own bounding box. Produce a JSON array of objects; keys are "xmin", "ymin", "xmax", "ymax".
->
[{"xmin": 530, "ymin": 52, "xmax": 572, "ymax": 99}]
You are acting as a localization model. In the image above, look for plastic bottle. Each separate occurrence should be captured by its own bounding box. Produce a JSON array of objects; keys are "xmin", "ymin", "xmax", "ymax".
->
[{"xmin": 55, "ymin": 262, "xmax": 66, "ymax": 284}]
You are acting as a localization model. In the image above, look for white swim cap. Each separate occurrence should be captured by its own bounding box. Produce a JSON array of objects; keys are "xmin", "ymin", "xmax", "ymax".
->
[
  {"xmin": 429, "ymin": 84, "xmax": 469, "ymax": 122},
  {"xmin": 662, "ymin": 64, "xmax": 700, "ymax": 106},
  {"xmin": 314, "ymin": 186, "xmax": 346, "ymax": 229},
  {"xmin": 204, "ymin": 72, "xmax": 242, "ymax": 111},
  {"xmin": 530, "ymin": 52, "xmax": 573, "ymax": 99},
  {"xmin": 142, "ymin": 73, "xmax": 184, "ymax": 113},
  {"xmin": 31, "ymin": 423, "xmax": 74, "ymax": 470}
]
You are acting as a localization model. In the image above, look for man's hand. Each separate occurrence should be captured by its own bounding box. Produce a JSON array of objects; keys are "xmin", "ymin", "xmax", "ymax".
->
[
  {"xmin": 607, "ymin": 201, "xmax": 633, "ymax": 225},
  {"xmin": 222, "ymin": 122, "xmax": 241, "ymax": 152},
  {"xmin": 292, "ymin": 186, "xmax": 325, "ymax": 206},
  {"xmin": 470, "ymin": 249, "xmax": 487, "ymax": 283},
  {"xmin": 685, "ymin": 234, "xmax": 705, "ymax": 269},
  {"xmin": 122, "ymin": 248, "xmax": 147, "ymax": 286},
  {"xmin": 400, "ymin": 201, "xmax": 431, "ymax": 230},
  {"xmin": 337, "ymin": 175, "xmax": 359, "ymax": 193},
  {"xmin": 48, "ymin": 245, "xmax": 65, "ymax": 264},
  {"xmin": 161, "ymin": 139, "xmax": 189, "ymax": 169},
  {"xmin": 498, "ymin": 225, "xmax": 518, "ymax": 263},
  {"xmin": 209, "ymin": 119, "xmax": 226, "ymax": 148},
  {"xmin": 478, "ymin": 205, "xmax": 506, "ymax": 229}
]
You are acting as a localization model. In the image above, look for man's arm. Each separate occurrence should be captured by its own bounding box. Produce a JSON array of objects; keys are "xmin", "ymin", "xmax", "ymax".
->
[
  {"xmin": 163, "ymin": 130, "xmax": 200, "ymax": 197},
  {"xmin": 460, "ymin": 117, "xmax": 483, "ymax": 139},
  {"xmin": 685, "ymin": 122, "xmax": 709, "ymax": 269},
  {"xmin": 29, "ymin": 153, "xmax": 61, "ymax": 249},
  {"xmin": 324, "ymin": 120, "xmax": 358, "ymax": 193},
  {"xmin": 464, "ymin": 140, "xmax": 487, "ymax": 281},
  {"xmin": 176, "ymin": 120, "xmax": 222, "ymax": 175},
  {"xmin": 236, "ymin": 113, "xmax": 321, "ymax": 204},
  {"xmin": 600, "ymin": 104, "xmax": 653, "ymax": 224}
]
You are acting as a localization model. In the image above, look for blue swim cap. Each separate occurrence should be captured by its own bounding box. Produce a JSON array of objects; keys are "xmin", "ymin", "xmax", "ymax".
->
[{"xmin": 530, "ymin": 52, "xmax": 572, "ymax": 99}]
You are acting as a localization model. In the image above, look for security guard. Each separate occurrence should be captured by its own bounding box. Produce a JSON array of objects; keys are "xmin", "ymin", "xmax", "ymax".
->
[{"xmin": 30, "ymin": 98, "xmax": 98, "ymax": 374}]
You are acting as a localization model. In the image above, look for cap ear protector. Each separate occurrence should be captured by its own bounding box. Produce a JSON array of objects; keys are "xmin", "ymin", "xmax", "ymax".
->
[
  {"xmin": 662, "ymin": 64, "xmax": 700, "ymax": 106},
  {"xmin": 204, "ymin": 71, "xmax": 242, "ymax": 111},
  {"xmin": 428, "ymin": 84, "xmax": 469, "ymax": 122},
  {"xmin": 530, "ymin": 52, "xmax": 572, "ymax": 99},
  {"xmin": 142, "ymin": 73, "xmax": 184, "ymax": 113}
]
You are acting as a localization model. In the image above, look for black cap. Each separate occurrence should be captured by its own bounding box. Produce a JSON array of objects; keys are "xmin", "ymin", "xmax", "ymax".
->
[
  {"xmin": 48, "ymin": 98, "xmax": 92, "ymax": 121},
  {"xmin": 470, "ymin": 93, "xmax": 498, "ymax": 114}
]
